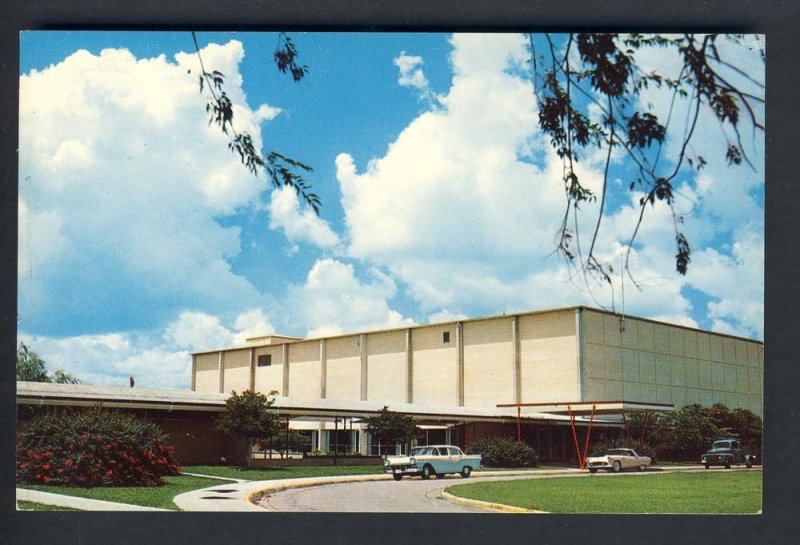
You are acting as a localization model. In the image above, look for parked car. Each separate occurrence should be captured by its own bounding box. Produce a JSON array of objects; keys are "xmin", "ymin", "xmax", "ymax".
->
[
  {"xmin": 383, "ymin": 445, "xmax": 482, "ymax": 481},
  {"xmin": 586, "ymin": 448, "xmax": 651, "ymax": 473},
  {"xmin": 700, "ymin": 438, "xmax": 757, "ymax": 469}
]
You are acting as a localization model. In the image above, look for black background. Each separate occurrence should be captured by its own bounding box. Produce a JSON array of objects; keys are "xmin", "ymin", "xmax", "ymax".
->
[{"xmin": 1, "ymin": 1, "xmax": 796, "ymax": 544}]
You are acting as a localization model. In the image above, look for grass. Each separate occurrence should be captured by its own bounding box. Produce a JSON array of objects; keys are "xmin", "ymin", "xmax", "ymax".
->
[
  {"xmin": 183, "ymin": 464, "xmax": 382, "ymax": 481},
  {"xmin": 18, "ymin": 474, "xmax": 226, "ymax": 510},
  {"xmin": 447, "ymin": 470, "xmax": 762, "ymax": 514},
  {"xmin": 17, "ymin": 501, "xmax": 79, "ymax": 511}
]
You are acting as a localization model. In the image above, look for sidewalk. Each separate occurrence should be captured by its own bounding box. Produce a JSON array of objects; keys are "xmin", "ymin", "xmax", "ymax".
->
[{"xmin": 16, "ymin": 488, "xmax": 170, "ymax": 511}]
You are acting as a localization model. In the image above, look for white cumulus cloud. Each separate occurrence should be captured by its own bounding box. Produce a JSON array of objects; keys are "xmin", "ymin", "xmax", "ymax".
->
[
  {"xmin": 268, "ymin": 186, "xmax": 340, "ymax": 249},
  {"xmin": 18, "ymin": 40, "xmax": 279, "ymax": 335}
]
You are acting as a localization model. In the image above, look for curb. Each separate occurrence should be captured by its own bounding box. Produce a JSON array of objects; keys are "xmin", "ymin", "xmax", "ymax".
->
[
  {"xmin": 245, "ymin": 474, "xmax": 392, "ymax": 504},
  {"xmin": 440, "ymin": 490, "xmax": 545, "ymax": 513}
]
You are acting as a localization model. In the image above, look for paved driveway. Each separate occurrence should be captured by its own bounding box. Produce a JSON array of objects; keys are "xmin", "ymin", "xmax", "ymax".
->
[{"xmin": 258, "ymin": 473, "xmax": 587, "ymax": 512}]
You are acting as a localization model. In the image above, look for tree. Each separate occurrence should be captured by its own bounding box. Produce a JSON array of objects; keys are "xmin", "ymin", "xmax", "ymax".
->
[
  {"xmin": 191, "ymin": 32, "xmax": 320, "ymax": 215},
  {"xmin": 16, "ymin": 342, "xmax": 80, "ymax": 384},
  {"xmin": 648, "ymin": 404, "xmax": 720, "ymax": 461},
  {"xmin": 364, "ymin": 406, "xmax": 420, "ymax": 455},
  {"xmin": 531, "ymin": 33, "xmax": 763, "ymax": 288},
  {"xmin": 216, "ymin": 389, "xmax": 280, "ymax": 467},
  {"xmin": 194, "ymin": 32, "xmax": 764, "ymax": 287},
  {"xmin": 707, "ymin": 403, "xmax": 763, "ymax": 445}
]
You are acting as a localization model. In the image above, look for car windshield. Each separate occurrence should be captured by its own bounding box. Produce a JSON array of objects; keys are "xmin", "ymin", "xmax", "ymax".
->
[
  {"xmin": 410, "ymin": 447, "xmax": 432, "ymax": 456},
  {"xmin": 608, "ymin": 449, "xmax": 630, "ymax": 456},
  {"xmin": 713, "ymin": 441, "xmax": 731, "ymax": 450}
]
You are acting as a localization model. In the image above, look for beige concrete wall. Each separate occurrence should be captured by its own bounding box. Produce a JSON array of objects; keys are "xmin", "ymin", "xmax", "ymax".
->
[
  {"xmin": 463, "ymin": 317, "xmax": 515, "ymax": 407},
  {"xmin": 412, "ymin": 324, "xmax": 458, "ymax": 406},
  {"xmin": 222, "ymin": 348, "xmax": 251, "ymax": 394},
  {"xmin": 582, "ymin": 309, "xmax": 763, "ymax": 415},
  {"xmin": 366, "ymin": 330, "xmax": 407, "ymax": 403},
  {"xmin": 519, "ymin": 310, "xmax": 580, "ymax": 402},
  {"xmin": 287, "ymin": 341, "xmax": 322, "ymax": 400},
  {"xmin": 254, "ymin": 345, "xmax": 284, "ymax": 395},
  {"xmin": 194, "ymin": 353, "xmax": 220, "ymax": 393},
  {"xmin": 325, "ymin": 335, "xmax": 361, "ymax": 401}
]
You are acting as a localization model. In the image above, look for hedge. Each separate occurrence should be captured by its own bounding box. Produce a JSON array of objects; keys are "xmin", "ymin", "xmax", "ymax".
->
[{"xmin": 17, "ymin": 407, "xmax": 180, "ymax": 487}]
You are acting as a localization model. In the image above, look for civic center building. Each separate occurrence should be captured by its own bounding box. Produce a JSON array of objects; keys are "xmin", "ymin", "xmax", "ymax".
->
[{"xmin": 188, "ymin": 306, "xmax": 763, "ymax": 461}]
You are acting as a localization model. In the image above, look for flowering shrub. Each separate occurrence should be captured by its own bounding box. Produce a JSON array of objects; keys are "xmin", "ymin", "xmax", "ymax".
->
[{"xmin": 16, "ymin": 407, "xmax": 180, "ymax": 487}]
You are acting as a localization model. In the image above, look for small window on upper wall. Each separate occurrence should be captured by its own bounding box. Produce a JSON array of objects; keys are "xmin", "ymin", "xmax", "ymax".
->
[
  {"xmin": 257, "ymin": 354, "xmax": 272, "ymax": 367},
  {"xmin": 443, "ymin": 331, "xmax": 450, "ymax": 344}
]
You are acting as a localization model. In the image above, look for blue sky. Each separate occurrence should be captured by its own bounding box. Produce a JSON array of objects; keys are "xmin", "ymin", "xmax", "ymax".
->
[{"xmin": 18, "ymin": 32, "xmax": 764, "ymax": 388}]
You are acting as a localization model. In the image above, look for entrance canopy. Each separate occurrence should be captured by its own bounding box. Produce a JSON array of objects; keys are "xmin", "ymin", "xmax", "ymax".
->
[
  {"xmin": 497, "ymin": 400, "xmax": 675, "ymax": 469},
  {"xmin": 497, "ymin": 400, "xmax": 674, "ymax": 415}
]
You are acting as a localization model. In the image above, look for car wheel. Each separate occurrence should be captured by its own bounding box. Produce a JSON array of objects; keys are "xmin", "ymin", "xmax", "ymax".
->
[
  {"xmin": 422, "ymin": 465, "xmax": 433, "ymax": 480},
  {"xmin": 746, "ymin": 459, "xmax": 753, "ymax": 469},
  {"xmin": 589, "ymin": 468, "xmax": 598, "ymax": 474},
  {"xmin": 393, "ymin": 473, "xmax": 403, "ymax": 481},
  {"xmin": 612, "ymin": 461, "xmax": 622, "ymax": 473},
  {"xmin": 724, "ymin": 460, "xmax": 731, "ymax": 469},
  {"xmin": 704, "ymin": 464, "xmax": 710, "ymax": 469},
  {"xmin": 638, "ymin": 465, "xmax": 646, "ymax": 472},
  {"xmin": 461, "ymin": 466, "xmax": 472, "ymax": 478}
]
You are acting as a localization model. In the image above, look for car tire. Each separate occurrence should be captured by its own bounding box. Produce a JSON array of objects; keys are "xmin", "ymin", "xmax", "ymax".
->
[
  {"xmin": 704, "ymin": 463, "xmax": 710, "ymax": 469},
  {"xmin": 589, "ymin": 468, "xmax": 598, "ymax": 474},
  {"xmin": 724, "ymin": 460, "xmax": 732, "ymax": 469},
  {"xmin": 612, "ymin": 461, "xmax": 622, "ymax": 473},
  {"xmin": 746, "ymin": 459, "xmax": 753, "ymax": 469},
  {"xmin": 393, "ymin": 473, "xmax": 403, "ymax": 481},
  {"xmin": 461, "ymin": 466, "xmax": 472, "ymax": 478},
  {"xmin": 638, "ymin": 465, "xmax": 646, "ymax": 472},
  {"xmin": 422, "ymin": 465, "xmax": 433, "ymax": 480}
]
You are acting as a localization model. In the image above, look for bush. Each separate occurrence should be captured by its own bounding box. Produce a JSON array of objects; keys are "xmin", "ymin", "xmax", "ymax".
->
[
  {"xmin": 16, "ymin": 407, "xmax": 180, "ymax": 487},
  {"xmin": 467, "ymin": 437, "xmax": 538, "ymax": 468}
]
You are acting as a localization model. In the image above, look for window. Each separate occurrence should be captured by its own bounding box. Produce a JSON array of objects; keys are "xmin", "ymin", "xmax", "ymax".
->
[
  {"xmin": 257, "ymin": 354, "xmax": 272, "ymax": 367},
  {"xmin": 443, "ymin": 331, "xmax": 450, "ymax": 344}
]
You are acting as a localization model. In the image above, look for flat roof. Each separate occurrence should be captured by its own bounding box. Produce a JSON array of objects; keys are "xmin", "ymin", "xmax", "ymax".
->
[
  {"xmin": 496, "ymin": 400, "xmax": 675, "ymax": 415},
  {"xmin": 192, "ymin": 305, "xmax": 763, "ymax": 356},
  {"xmin": 16, "ymin": 382, "xmax": 620, "ymax": 426}
]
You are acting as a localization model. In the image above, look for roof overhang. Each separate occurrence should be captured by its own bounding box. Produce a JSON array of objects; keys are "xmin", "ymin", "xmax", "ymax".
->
[
  {"xmin": 16, "ymin": 383, "xmax": 622, "ymax": 427},
  {"xmin": 496, "ymin": 400, "xmax": 675, "ymax": 416}
]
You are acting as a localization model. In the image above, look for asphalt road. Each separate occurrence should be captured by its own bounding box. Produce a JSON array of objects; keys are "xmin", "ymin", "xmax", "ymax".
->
[
  {"xmin": 258, "ymin": 473, "xmax": 589, "ymax": 513},
  {"xmin": 258, "ymin": 475, "xmax": 484, "ymax": 512}
]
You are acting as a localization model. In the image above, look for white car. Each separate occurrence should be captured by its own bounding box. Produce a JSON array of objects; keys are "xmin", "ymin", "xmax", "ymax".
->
[
  {"xmin": 383, "ymin": 445, "xmax": 482, "ymax": 481},
  {"xmin": 586, "ymin": 448, "xmax": 651, "ymax": 473}
]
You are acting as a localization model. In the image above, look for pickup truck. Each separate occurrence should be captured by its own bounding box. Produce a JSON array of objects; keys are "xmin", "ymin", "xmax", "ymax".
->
[{"xmin": 700, "ymin": 438, "xmax": 757, "ymax": 469}]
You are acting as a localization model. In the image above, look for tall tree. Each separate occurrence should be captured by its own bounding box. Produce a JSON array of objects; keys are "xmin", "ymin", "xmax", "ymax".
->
[{"xmin": 16, "ymin": 343, "xmax": 81, "ymax": 384}]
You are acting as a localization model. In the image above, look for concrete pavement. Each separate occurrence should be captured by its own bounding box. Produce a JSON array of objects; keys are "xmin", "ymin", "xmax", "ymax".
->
[{"xmin": 16, "ymin": 488, "xmax": 170, "ymax": 511}]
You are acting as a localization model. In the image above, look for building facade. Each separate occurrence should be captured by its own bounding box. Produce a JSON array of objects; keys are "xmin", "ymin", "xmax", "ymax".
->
[{"xmin": 191, "ymin": 306, "xmax": 764, "ymax": 459}]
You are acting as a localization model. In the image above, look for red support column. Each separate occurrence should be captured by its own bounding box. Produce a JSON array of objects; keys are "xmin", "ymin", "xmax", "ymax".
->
[
  {"xmin": 567, "ymin": 405, "xmax": 583, "ymax": 469},
  {"xmin": 581, "ymin": 404, "xmax": 596, "ymax": 467}
]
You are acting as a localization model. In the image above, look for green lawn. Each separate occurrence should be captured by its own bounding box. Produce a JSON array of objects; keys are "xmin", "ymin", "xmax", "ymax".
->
[
  {"xmin": 17, "ymin": 501, "xmax": 79, "ymax": 511},
  {"xmin": 18, "ymin": 474, "xmax": 226, "ymax": 510},
  {"xmin": 447, "ymin": 471, "xmax": 762, "ymax": 514},
  {"xmin": 183, "ymin": 464, "xmax": 382, "ymax": 481}
]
